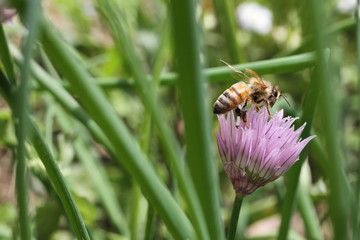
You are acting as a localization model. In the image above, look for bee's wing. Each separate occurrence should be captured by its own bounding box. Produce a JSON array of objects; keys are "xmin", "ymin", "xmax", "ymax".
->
[
  {"xmin": 220, "ymin": 59, "xmax": 250, "ymax": 82},
  {"xmin": 245, "ymin": 69, "xmax": 264, "ymax": 84}
]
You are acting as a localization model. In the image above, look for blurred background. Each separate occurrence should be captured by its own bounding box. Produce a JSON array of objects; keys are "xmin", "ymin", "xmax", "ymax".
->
[{"xmin": 0, "ymin": 0, "xmax": 358, "ymax": 239}]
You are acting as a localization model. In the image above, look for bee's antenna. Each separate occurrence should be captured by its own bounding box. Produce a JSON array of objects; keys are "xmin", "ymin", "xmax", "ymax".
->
[{"xmin": 280, "ymin": 94, "xmax": 291, "ymax": 107}]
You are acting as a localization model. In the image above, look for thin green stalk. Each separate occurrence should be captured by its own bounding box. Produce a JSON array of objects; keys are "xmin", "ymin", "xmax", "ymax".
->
[
  {"xmin": 277, "ymin": 63, "xmax": 321, "ymax": 240},
  {"xmin": 0, "ymin": 25, "xmax": 16, "ymax": 83},
  {"xmin": 159, "ymin": 50, "xmax": 320, "ymax": 85},
  {"xmin": 228, "ymin": 196, "xmax": 243, "ymax": 240},
  {"xmin": 297, "ymin": 183, "xmax": 322, "ymax": 240},
  {"xmin": 39, "ymin": 47, "xmax": 61, "ymax": 80},
  {"xmin": 138, "ymin": 13, "xmax": 171, "ymax": 240},
  {"xmin": 309, "ymin": 137, "xmax": 328, "ymax": 177},
  {"xmin": 354, "ymin": 1, "xmax": 360, "ymax": 239},
  {"xmin": 144, "ymin": 205, "xmax": 156, "ymax": 240},
  {"xmin": 30, "ymin": 120, "xmax": 90, "ymax": 239},
  {"xmin": 40, "ymin": 19, "xmax": 195, "ymax": 239},
  {"xmin": 74, "ymin": 137, "xmax": 130, "ymax": 236},
  {"xmin": 42, "ymin": 50, "xmax": 320, "ymax": 90},
  {"xmin": 129, "ymin": 185, "xmax": 142, "ymax": 240},
  {"xmin": 211, "ymin": 0, "xmax": 245, "ymax": 62},
  {"xmin": 0, "ymin": 71, "xmax": 90, "ymax": 240},
  {"xmin": 97, "ymin": 1, "xmax": 208, "ymax": 239},
  {"xmin": 307, "ymin": 0, "xmax": 350, "ymax": 239},
  {"xmin": 15, "ymin": 1, "xmax": 40, "ymax": 239},
  {"xmin": 170, "ymin": 0, "xmax": 223, "ymax": 239},
  {"xmin": 45, "ymin": 85, "xmax": 130, "ymax": 235},
  {"xmin": 44, "ymin": 97, "xmax": 56, "ymax": 155}
]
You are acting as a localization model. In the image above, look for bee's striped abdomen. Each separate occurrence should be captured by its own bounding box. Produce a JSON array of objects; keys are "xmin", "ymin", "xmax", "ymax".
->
[{"xmin": 213, "ymin": 82, "xmax": 250, "ymax": 114}]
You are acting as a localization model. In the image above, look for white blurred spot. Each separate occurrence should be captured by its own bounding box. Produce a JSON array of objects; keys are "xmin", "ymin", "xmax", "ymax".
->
[
  {"xmin": 272, "ymin": 26, "xmax": 288, "ymax": 44},
  {"xmin": 203, "ymin": 13, "xmax": 217, "ymax": 30},
  {"xmin": 337, "ymin": 0, "xmax": 356, "ymax": 14},
  {"xmin": 136, "ymin": 30, "xmax": 159, "ymax": 53},
  {"xmin": 236, "ymin": 2, "xmax": 273, "ymax": 35}
]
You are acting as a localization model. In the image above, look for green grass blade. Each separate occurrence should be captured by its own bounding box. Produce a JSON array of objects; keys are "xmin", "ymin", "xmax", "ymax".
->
[
  {"xmin": 29, "ymin": 119, "xmax": 91, "ymax": 240},
  {"xmin": 129, "ymin": 185, "xmax": 141, "ymax": 240},
  {"xmin": 297, "ymin": 183, "xmax": 322, "ymax": 240},
  {"xmin": 277, "ymin": 64, "xmax": 322, "ymax": 240},
  {"xmin": 15, "ymin": 1, "xmax": 41, "ymax": 239},
  {"xmin": 211, "ymin": 0, "xmax": 245, "ymax": 62},
  {"xmin": 144, "ymin": 205, "xmax": 156, "ymax": 240},
  {"xmin": 170, "ymin": 0, "xmax": 224, "ymax": 239},
  {"xmin": 0, "ymin": 25, "xmax": 16, "ymax": 84},
  {"xmin": 74, "ymin": 137, "xmax": 130, "ymax": 236},
  {"xmin": 309, "ymin": 138, "xmax": 328, "ymax": 178},
  {"xmin": 354, "ymin": 1, "xmax": 360, "ymax": 239},
  {"xmin": 307, "ymin": 0, "xmax": 350, "ymax": 238},
  {"xmin": 137, "ymin": 13, "xmax": 171, "ymax": 239},
  {"xmin": 56, "ymin": 50, "xmax": 319, "ymax": 89},
  {"xmin": 40, "ymin": 20, "xmax": 195, "ymax": 239}
]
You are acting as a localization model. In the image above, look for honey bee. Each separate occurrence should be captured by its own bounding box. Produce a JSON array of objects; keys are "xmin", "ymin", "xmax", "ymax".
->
[{"xmin": 213, "ymin": 60, "xmax": 290, "ymax": 128}]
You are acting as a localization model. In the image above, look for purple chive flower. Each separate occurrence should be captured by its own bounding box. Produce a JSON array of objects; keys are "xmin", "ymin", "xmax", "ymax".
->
[{"xmin": 216, "ymin": 106, "xmax": 315, "ymax": 197}]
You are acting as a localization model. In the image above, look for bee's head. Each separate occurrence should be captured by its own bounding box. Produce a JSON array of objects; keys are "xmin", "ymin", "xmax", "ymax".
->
[
  {"xmin": 268, "ymin": 86, "xmax": 280, "ymax": 107},
  {"xmin": 268, "ymin": 85, "xmax": 290, "ymax": 107}
]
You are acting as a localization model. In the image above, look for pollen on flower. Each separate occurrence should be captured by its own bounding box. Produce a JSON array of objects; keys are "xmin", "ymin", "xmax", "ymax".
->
[{"xmin": 216, "ymin": 106, "xmax": 315, "ymax": 197}]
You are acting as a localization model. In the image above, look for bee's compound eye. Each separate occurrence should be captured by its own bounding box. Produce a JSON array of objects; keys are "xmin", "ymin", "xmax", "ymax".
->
[{"xmin": 272, "ymin": 88, "xmax": 278, "ymax": 97}]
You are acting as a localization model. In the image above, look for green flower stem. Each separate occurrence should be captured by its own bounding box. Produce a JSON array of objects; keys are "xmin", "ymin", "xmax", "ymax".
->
[
  {"xmin": 277, "ymin": 67, "xmax": 321, "ymax": 240},
  {"xmin": 42, "ymin": 50, "xmax": 320, "ymax": 91},
  {"xmin": 211, "ymin": 0, "xmax": 245, "ymax": 62},
  {"xmin": 228, "ymin": 196, "xmax": 243, "ymax": 240},
  {"xmin": 30, "ymin": 120, "xmax": 90, "ymax": 240},
  {"xmin": 354, "ymin": 1, "xmax": 360, "ymax": 239},
  {"xmin": 308, "ymin": 0, "xmax": 350, "ymax": 239},
  {"xmin": 129, "ymin": 185, "xmax": 141, "ymax": 240},
  {"xmin": 309, "ymin": 137, "xmax": 328, "ymax": 177},
  {"xmin": 170, "ymin": 0, "xmax": 224, "ymax": 239},
  {"xmin": 0, "ymin": 25, "xmax": 16, "ymax": 84},
  {"xmin": 297, "ymin": 183, "xmax": 322, "ymax": 240},
  {"xmin": 40, "ymin": 20, "xmax": 195, "ymax": 240},
  {"xmin": 144, "ymin": 205, "xmax": 156, "ymax": 240},
  {"xmin": 15, "ymin": 1, "xmax": 40, "ymax": 239},
  {"xmin": 138, "ymin": 12, "xmax": 171, "ymax": 240}
]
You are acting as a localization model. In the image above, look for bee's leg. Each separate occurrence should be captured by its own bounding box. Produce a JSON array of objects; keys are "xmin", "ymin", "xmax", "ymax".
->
[
  {"xmin": 266, "ymin": 104, "xmax": 273, "ymax": 119},
  {"xmin": 234, "ymin": 107, "xmax": 241, "ymax": 128},
  {"xmin": 256, "ymin": 106, "xmax": 260, "ymax": 111},
  {"xmin": 242, "ymin": 99, "xmax": 249, "ymax": 128},
  {"xmin": 235, "ymin": 106, "xmax": 249, "ymax": 128}
]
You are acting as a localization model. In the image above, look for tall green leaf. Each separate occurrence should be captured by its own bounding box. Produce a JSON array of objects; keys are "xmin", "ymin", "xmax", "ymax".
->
[{"xmin": 170, "ymin": 0, "xmax": 224, "ymax": 239}]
